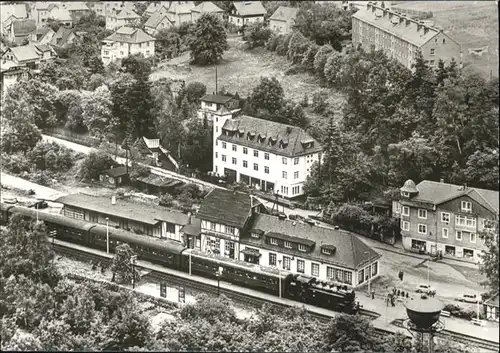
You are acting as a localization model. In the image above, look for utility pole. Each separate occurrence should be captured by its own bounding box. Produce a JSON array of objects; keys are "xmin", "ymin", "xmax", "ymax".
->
[{"xmin": 215, "ymin": 65, "xmax": 218, "ymax": 94}]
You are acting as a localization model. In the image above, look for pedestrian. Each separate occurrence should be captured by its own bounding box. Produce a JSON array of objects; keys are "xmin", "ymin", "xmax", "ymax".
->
[
  {"xmin": 406, "ymin": 292, "xmax": 409, "ymax": 298},
  {"xmin": 385, "ymin": 296, "xmax": 389, "ymax": 307},
  {"xmin": 391, "ymin": 296, "xmax": 395, "ymax": 307},
  {"xmin": 91, "ymin": 260, "xmax": 97, "ymax": 271},
  {"xmin": 401, "ymin": 290, "xmax": 405, "ymax": 298},
  {"xmin": 397, "ymin": 289, "xmax": 401, "ymax": 297},
  {"xmin": 371, "ymin": 288, "xmax": 375, "ymax": 300}
]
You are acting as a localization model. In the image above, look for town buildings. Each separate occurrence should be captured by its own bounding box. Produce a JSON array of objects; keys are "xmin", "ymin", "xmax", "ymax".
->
[
  {"xmin": 0, "ymin": 3, "xmax": 28, "ymax": 35},
  {"xmin": 144, "ymin": 1, "xmax": 170, "ymax": 18},
  {"xmin": 191, "ymin": 1, "xmax": 225, "ymax": 22},
  {"xmin": 269, "ymin": 6, "xmax": 298, "ymax": 34},
  {"xmin": 47, "ymin": 6, "xmax": 74, "ymax": 28},
  {"xmin": 101, "ymin": 26, "xmax": 155, "ymax": 65},
  {"xmin": 0, "ymin": 64, "xmax": 29, "ymax": 97},
  {"xmin": 228, "ymin": 1, "xmax": 267, "ymax": 27},
  {"xmin": 197, "ymin": 93, "xmax": 241, "ymax": 123},
  {"xmin": 395, "ymin": 179, "xmax": 499, "ymax": 263},
  {"xmin": 212, "ymin": 110, "xmax": 323, "ymax": 198},
  {"xmin": 99, "ymin": 166, "xmax": 129, "ymax": 188},
  {"xmin": 105, "ymin": 9, "xmax": 141, "ymax": 31},
  {"xmin": 144, "ymin": 10, "xmax": 173, "ymax": 36},
  {"xmin": 30, "ymin": 27, "xmax": 56, "ymax": 45},
  {"xmin": 1, "ymin": 43, "xmax": 57, "ymax": 70},
  {"xmin": 183, "ymin": 188, "xmax": 381, "ymax": 288},
  {"xmin": 5, "ymin": 19, "xmax": 36, "ymax": 45},
  {"xmin": 352, "ymin": 1, "xmax": 462, "ymax": 70},
  {"xmin": 50, "ymin": 27, "xmax": 81, "ymax": 49},
  {"xmin": 167, "ymin": 1, "xmax": 195, "ymax": 26},
  {"xmin": 483, "ymin": 292, "xmax": 499, "ymax": 322},
  {"xmin": 55, "ymin": 193, "xmax": 189, "ymax": 242}
]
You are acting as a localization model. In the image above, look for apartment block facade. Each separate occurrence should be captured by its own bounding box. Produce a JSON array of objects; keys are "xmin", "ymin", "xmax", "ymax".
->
[
  {"xmin": 396, "ymin": 180, "xmax": 498, "ymax": 263},
  {"xmin": 212, "ymin": 112, "xmax": 322, "ymax": 199},
  {"xmin": 352, "ymin": 2, "xmax": 462, "ymax": 70}
]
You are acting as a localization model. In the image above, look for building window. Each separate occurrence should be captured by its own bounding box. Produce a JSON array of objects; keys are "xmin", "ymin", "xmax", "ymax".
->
[
  {"xmin": 344, "ymin": 271, "xmax": 353, "ymax": 285},
  {"xmin": 282, "ymin": 171, "xmax": 287, "ymax": 179},
  {"xmin": 418, "ymin": 209, "xmax": 427, "ymax": 219},
  {"xmin": 270, "ymin": 237, "xmax": 278, "ymax": 245},
  {"xmin": 297, "ymin": 259, "xmax": 305, "ymax": 273},
  {"xmin": 232, "ymin": 144, "xmax": 237, "ymax": 152},
  {"xmin": 282, "ymin": 157, "xmax": 287, "ymax": 165},
  {"xmin": 225, "ymin": 225, "xmax": 235, "ymax": 234},
  {"xmin": 402, "ymin": 192, "xmax": 410, "ymax": 198},
  {"xmin": 222, "ymin": 142, "xmax": 226, "ymax": 149},
  {"xmin": 327, "ymin": 267, "xmax": 334, "ymax": 280},
  {"xmin": 322, "ymin": 248, "xmax": 331, "ymax": 255},
  {"xmin": 264, "ymin": 153, "xmax": 269, "ymax": 160},
  {"xmin": 372, "ymin": 262, "xmax": 378, "ymax": 276},
  {"xmin": 456, "ymin": 215, "xmax": 476, "ymax": 227},
  {"xmin": 430, "ymin": 60, "xmax": 435, "ymax": 66},
  {"xmin": 442, "ymin": 228, "xmax": 449, "ymax": 238},
  {"xmin": 221, "ymin": 155, "xmax": 226, "ymax": 162},
  {"xmin": 242, "ymin": 160, "xmax": 248, "ymax": 168},
  {"xmin": 461, "ymin": 201, "xmax": 472, "ymax": 212},
  {"xmin": 232, "ymin": 157, "xmax": 237, "ymax": 165},
  {"xmin": 294, "ymin": 157, "xmax": 299, "ymax": 165},
  {"xmin": 470, "ymin": 233, "xmax": 476, "ymax": 243},
  {"xmin": 402, "ymin": 206, "xmax": 410, "ymax": 216},
  {"xmin": 430, "ymin": 48, "xmax": 435, "ymax": 55},
  {"xmin": 441, "ymin": 212, "xmax": 450, "ymax": 223},
  {"xmin": 269, "ymin": 252, "xmax": 276, "ymax": 266},
  {"xmin": 418, "ymin": 224, "xmax": 427, "ymax": 234},
  {"xmin": 243, "ymin": 147, "xmax": 248, "ymax": 154},
  {"xmin": 284, "ymin": 241, "xmax": 292, "ymax": 249},
  {"xmin": 311, "ymin": 263, "xmax": 319, "ymax": 277},
  {"xmin": 215, "ymin": 152, "xmax": 218, "ymax": 159},
  {"xmin": 401, "ymin": 220, "xmax": 410, "ymax": 231},
  {"xmin": 210, "ymin": 222, "xmax": 216, "ymax": 230},
  {"xmin": 253, "ymin": 163, "xmax": 258, "ymax": 171},
  {"xmin": 294, "ymin": 171, "xmax": 299, "ymax": 179},
  {"xmin": 264, "ymin": 166, "xmax": 269, "ymax": 174},
  {"xmin": 283, "ymin": 256, "xmax": 291, "ymax": 270},
  {"xmin": 456, "ymin": 231, "xmax": 463, "ymax": 241},
  {"xmin": 298, "ymin": 244, "xmax": 307, "ymax": 252},
  {"xmin": 254, "ymin": 150, "xmax": 259, "ymax": 157}
]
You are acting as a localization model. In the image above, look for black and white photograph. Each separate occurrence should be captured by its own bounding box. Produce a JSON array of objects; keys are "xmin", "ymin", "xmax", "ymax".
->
[{"xmin": 0, "ymin": 1, "xmax": 498, "ymax": 352}]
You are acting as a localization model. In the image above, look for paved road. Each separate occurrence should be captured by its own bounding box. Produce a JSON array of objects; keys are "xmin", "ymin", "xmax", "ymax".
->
[{"xmin": 0, "ymin": 171, "xmax": 67, "ymax": 201}]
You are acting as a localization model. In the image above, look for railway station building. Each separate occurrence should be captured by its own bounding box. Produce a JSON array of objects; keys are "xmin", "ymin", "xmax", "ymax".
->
[{"xmin": 54, "ymin": 193, "xmax": 189, "ymax": 242}]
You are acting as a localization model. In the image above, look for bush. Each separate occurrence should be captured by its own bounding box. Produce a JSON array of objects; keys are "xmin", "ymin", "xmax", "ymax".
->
[
  {"xmin": 312, "ymin": 92, "xmax": 327, "ymax": 113},
  {"xmin": 1, "ymin": 152, "xmax": 31, "ymax": 174},
  {"xmin": 158, "ymin": 193, "xmax": 175, "ymax": 207},
  {"xmin": 276, "ymin": 34, "xmax": 292, "ymax": 56},
  {"xmin": 244, "ymin": 22, "xmax": 272, "ymax": 49},
  {"xmin": 78, "ymin": 150, "xmax": 117, "ymax": 181},
  {"xmin": 265, "ymin": 34, "xmax": 281, "ymax": 52}
]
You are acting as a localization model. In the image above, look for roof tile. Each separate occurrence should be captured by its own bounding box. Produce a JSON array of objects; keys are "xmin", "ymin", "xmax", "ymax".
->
[
  {"xmin": 232, "ymin": 1, "xmax": 267, "ymax": 17},
  {"xmin": 269, "ymin": 6, "xmax": 298, "ymax": 22}
]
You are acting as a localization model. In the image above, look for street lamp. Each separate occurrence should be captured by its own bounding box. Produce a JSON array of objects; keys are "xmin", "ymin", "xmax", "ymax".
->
[
  {"xmin": 130, "ymin": 255, "xmax": 137, "ymax": 289},
  {"xmin": 106, "ymin": 217, "xmax": 110, "ymax": 254},
  {"xmin": 364, "ymin": 251, "xmax": 373, "ymax": 296},
  {"xmin": 278, "ymin": 259, "xmax": 282, "ymax": 299}
]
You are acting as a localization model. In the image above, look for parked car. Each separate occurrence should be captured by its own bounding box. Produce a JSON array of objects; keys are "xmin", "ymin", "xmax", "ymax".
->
[
  {"xmin": 456, "ymin": 293, "xmax": 482, "ymax": 304},
  {"xmin": 416, "ymin": 284, "xmax": 436, "ymax": 294}
]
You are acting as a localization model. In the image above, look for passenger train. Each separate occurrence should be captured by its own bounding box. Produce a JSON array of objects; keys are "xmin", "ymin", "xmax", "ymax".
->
[{"xmin": 0, "ymin": 202, "xmax": 360, "ymax": 314}]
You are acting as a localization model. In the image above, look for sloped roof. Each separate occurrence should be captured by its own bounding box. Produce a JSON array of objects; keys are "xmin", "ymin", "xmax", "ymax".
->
[
  {"xmin": 137, "ymin": 174, "xmax": 183, "ymax": 188},
  {"xmin": 144, "ymin": 11, "xmax": 172, "ymax": 29},
  {"xmin": 484, "ymin": 291, "xmax": 499, "ymax": 308},
  {"xmin": 102, "ymin": 166, "xmax": 128, "ymax": 177},
  {"xmin": 8, "ymin": 45, "xmax": 39, "ymax": 62},
  {"xmin": 143, "ymin": 137, "xmax": 160, "ymax": 149},
  {"xmin": 54, "ymin": 193, "xmax": 189, "ymax": 226},
  {"xmin": 410, "ymin": 180, "xmax": 499, "ymax": 214},
  {"xmin": 65, "ymin": 2, "xmax": 90, "ymax": 12},
  {"xmin": 198, "ymin": 188, "xmax": 261, "ymax": 228},
  {"xmin": 232, "ymin": 1, "xmax": 267, "ymax": 17},
  {"xmin": 269, "ymin": 6, "xmax": 298, "ymax": 22},
  {"xmin": 168, "ymin": 1, "xmax": 195, "ymax": 15},
  {"xmin": 49, "ymin": 8, "xmax": 73, "ymax": 22},
  {"xmin": 243, "ymin": 213, "xmax": 380, "ymax": 270},
  {"xmin": 352, "ymin": 4, "xmax": 441, "ymax": 47},
  {"xmin": 51, "ymin": 27, "xmax": 77, "ymax": 47},
  {"xmin": 115, "ymin": 9, "xmax": 141, "ymax": 19},
  {"xmin": 145, "ymin": 1, "xmax": 170, "ymax": 15},
  {"xmin": 180, "ymin": 217, "xmax": 201, "ymax": 236},
  {"xmin": 12, "ymin": 19, "xmax": 36, "ymax": 36},
  {"xmin": 192, "ymin": 1, "xmax": 224, "ymax": 13},
  {"xmin": 104, "ymin": 27, "xmax": 156, "ymax": 44},
  {"xmin": 35, "ymin": 3, "xmax": 51, "ymax": 11},
  {"xmin": 0, "ymin": 4, "xmax": 27, "ymax": 24},
  {"xmin": 200, "ymin": 94, "xmax": 233, "ymax": 104},
  {"xmin": 218, "ymin": 115, "xmax": 323, "ymax": 157}
]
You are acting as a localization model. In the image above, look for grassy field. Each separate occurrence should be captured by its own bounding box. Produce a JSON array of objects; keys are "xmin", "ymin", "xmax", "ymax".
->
[
  {"xmin": 150, "ymin": 36, "xmax": 346, "ymax": 129},
  {"xmin": 393, "ymin": 1, "xmax": 499, "ymax": 78}
]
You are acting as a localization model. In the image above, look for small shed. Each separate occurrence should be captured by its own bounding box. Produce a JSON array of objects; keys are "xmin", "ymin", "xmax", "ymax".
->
[
  {"xmin": 99, "ymin": 166, "xmax": 129, "ymax": 187},
  {"xmin": 483, "ymin": 292, "xmax": 499, "ymax": 322},
  {"xmin": 137, "ymin": 174, "xmax": 184, "ymax": 195}
]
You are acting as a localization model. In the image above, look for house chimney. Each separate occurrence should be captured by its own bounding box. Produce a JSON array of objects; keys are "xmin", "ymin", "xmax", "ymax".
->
[
  {"xmin": 367, "ymin": 2, "xmax": 371, "ymax": 10},
  {"xmin": 463, "ymin": 184, "xmax": 467, "ymax": 190},
  {"xmin": 440, "ymin": 178, "xmax": 444, "ymax": 183},
  {"xmin": 111, "ymin": 195, "xmax": 116, "ymax": 205}
]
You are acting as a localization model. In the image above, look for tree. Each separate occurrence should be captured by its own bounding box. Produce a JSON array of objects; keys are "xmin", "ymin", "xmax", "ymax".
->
[
  {"xmin": 244, "ymin": 22, "xmax": 272, "ymax": 49},
  {"xmin": 81, "ymin": 86, "xmax": 118, "ymax": 142},
  {"xmin": 78, "ymin": 150, "xmax": 117, "ymax": 181},
  {"xmin": 325, "ymin": 314, "xmax": 382, "ymax": 352},
  {"xmin": 155, "ymin": 28, "xmax": 182, "ymax": 60},
  {"xmin": 183, "ymin": 81, "xmax": 207, "ymax": 104},
  {"xmin": 479, "ymin": 222, "xmax": 499, "ymax": 293},
  {"xmin": 111, "ymin": 244, "xmax": 140, "ymax": 284},
  {"xmin": 181, "ymin": 118, "xmax": 213, "ymax": 173},
  {"xmin": 189, "ymin": 13, "xmax": 229, "ymax": 65},
  {"xmin": 247, "ymin": 76, "xmax": 285, "ymax": 116}
]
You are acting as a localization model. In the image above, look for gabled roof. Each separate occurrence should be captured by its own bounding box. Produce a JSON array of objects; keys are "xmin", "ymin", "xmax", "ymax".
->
[
  {"xmin": 104, "ymin": 27, "xmax": 156, "ymax": 44},
  {"xmin": 102, "ymin": 166, "xmax": 128, "ymax": 177},
  {"xmin": 35, "ymin": 3, "xmax": 51, "ymax": 11},
  {"xmin": 198, "ymin": 188, "xmax": 261, "ymax": 228},
  {"xmin": 168, "ymin": 1, "xmax": 195, "ymax": 15},
  {"xmin": 6, "ymin": 45, "xmax": 39, "ymax": 62},
  {"xmin": 269, "ymin": 6, "xmax": 298, "ymax": 22},
  {"xmin": 352, "ymin": 4, "xmax": 442, "ymax": 47},
  {"xmin": 145, "ymin": 1, "xmax": 170, "ymax": 15},
  {"xmin": 244, "ymin": 213, "xmax": 380, "ymax": 270},
  {"xmin": 54, "ymin": 193, "xmax": 189, "ymax": 226},
  {"xmin": 12, "ymin": 19, "xmax": 36, "ymax": 36},
  {"xmin": 0, "ymin": 4, "xmax": 27, "ymax": 24},
  {"xmin": 200, "ymin": 94, "xmax": 233, "ymax": 104},
  {"xmin": 143, "ymin": 137, "xmax": 160, "ymax": 149},
  {"xmin": 218, "ymin": 115, "xmax": 323, "ymax": 158},
  {"xmin": 65, "ymin": 2, "xmax": 90, "ymax": 12},
  {"xmin": 115, "ymin": 9, "xmax": 141, "ymax": 19},
  {"xmin": 49, "ymin": 8, "xmax": 73, "ymax": 22},
  {"xmin": 144, "ymin": 11, "xmax": 172, "ymax": 29},
  {"xmin": 51, "ymin": 27, "xmax": 78, "ymax": 47},
  {"xmin": 484, "ymin": 291, "xmax": 499, "ymax": 308},
  {"xmin": 410, "ymin": 180, "xmax": 499, "ymax": 214},
  {"xmin": 192, "ymin": 1, "xmax": 224, "ymax": 13},
  {"xmin": 231, "ymin": 1, "xmax": 267, "ymax": 17}
]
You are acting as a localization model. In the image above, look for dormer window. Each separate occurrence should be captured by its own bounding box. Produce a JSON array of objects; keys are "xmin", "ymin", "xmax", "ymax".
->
[
  {"xmin": 401, "ymin": 191, "xmax": 409, "ymax": 198},
  {"xmin": 298, "ymin": 244, "xmax": 307, "ymax": 252},
  {"xmin": 270, "ymin": 238, "xmax": 278, "ymax": 245},
  {"xmin": 321, "ymin": 245, "xmax": 336, "ymax": 255},
  {"xmin": 251, "ymin": 232, "xmax": 260, "ymax": 238},
  {"xmin": 284, "ymin": 241, "xmax": 292, "ymax": 249},
  {"xmin": 322, "ymin": 248, "xmax": 332, "ymax": 255}
]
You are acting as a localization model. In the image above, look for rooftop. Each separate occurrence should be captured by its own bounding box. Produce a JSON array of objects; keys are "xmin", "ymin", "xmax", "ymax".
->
[
  {"xmin": 51, "ymin": 27, "xmax": 77, "ymax": 47},
  {"xmin": 243, "ymin": 213, "xmax": 380, "ymax": 270},
  {"xmin": 137, "ymin": 174, "xmax": 183, "ymax": 189},
  {"xmin": 144, "ymin": 11, "xmax": 172, "ymax": 28},
  {"xmin": 0, "ymin": 4, "xmax": 27, "ymax": 23},
  {"xmin": 102, "ymin": 166, "xmax": 128, "ymax": 178},
  {"xmin": 192, "ymin": 1, "xmax": 223, "ymax": 13},
  {"xmin": 197, "ymin": 188, "xmax": 261, "ymax": 228},
  {"xmin": 104, "ymin": 27, "xmax": 156, "ymax": 44},
  {"xmin": 269, "ymin": 6, "xmax": 298, "ymax": 22},
  {"xmin": 232, "ymin": 1, "xmax": 267, "ymax": 17},
  {"xmin": 200, "ymin": 94, "xmax": 234, "ymax": 104},
  {"xmin": 145, "ymin": 1, "xmax": 170, "ymax": 14},
  {"xmin": 49, "ymin": 7, "xmax": 73, "ymax": 22},
  {"xmin": 54, "ymin": 193, "xmax": 189, "ymax": 226},
  {"xmin": 408, "ymin": 180, "xmax": 499, "ymax": 214},
  {"xmin": 218, "ymin": 115, "xmax": 323, "ymax": 157},
  {"xmin": 484, "ymin": 292, "xmax": 499, "ymax": 308},
  {"xmin": 168, "ymin": 1, "xmax": 195, "ymax": 15},
  {"xmin": 12, "ymin": 19, "xmax": 36, "ymax": 36},
  {"xmin": 64, "ymin": 2, "xmax": 90, "ymax": 12},
  {"xmin": 352, "ymin": 2, "xmax": 443, "ymax": 47},
  {"xmin": 7, "ymin": 45, "xmax": 39, "ymax": 62},
  {"xmin": 114, "ymin": 9, "xmax": 141, "ymax": 19},
  {"xmin": 181, "ymin": 216, "xmax": 201, "ymax": 236}
]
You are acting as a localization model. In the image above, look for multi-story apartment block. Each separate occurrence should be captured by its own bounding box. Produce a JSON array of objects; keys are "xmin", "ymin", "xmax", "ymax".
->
[
  {"xmin": 352, "ymin": 2, "xmax": 462, "ymax": 70},
  {"xmin": 197, "ymin": 93, "xmax": 240, "ymax": 123},
  {"xmin": 105, "ymin": 9, "xmax": 141, "ymax": 31},
  {"xmin": 269, "ymin": 6, "xmax": 298, "ymax": 34},
  {"xmin": 101, "ymin": 27, "xmax": 155, "ymax": 65},
  {"xmin": 213, "ymin": 112, "xmax": 322, "ymax": 199},
  {"xmin": 396, "ymin": 179, "xmax": 499, "ymax": 263},
  {"xmin": 228, "ymin": 1, "xmax": 267, "ymax": 27},
  {"xmin": 183, "ymin": 188, "xmax": 381, "ymax": 288}
]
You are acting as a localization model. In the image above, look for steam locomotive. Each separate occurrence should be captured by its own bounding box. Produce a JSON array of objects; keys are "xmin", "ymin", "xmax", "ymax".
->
[{"xmin": 1, "ymin": 202, "xmax": 359, "ymax": 314}]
